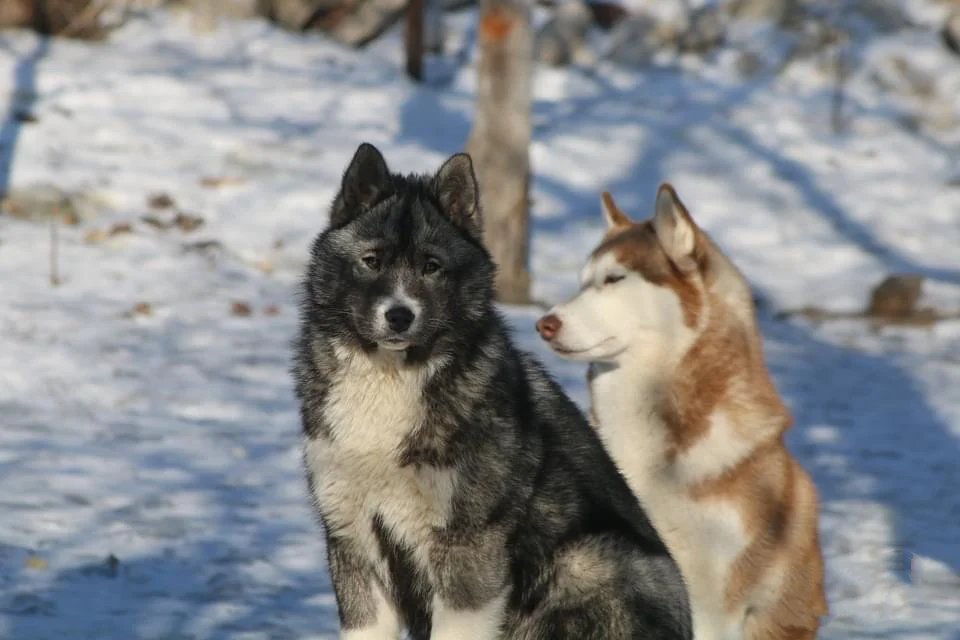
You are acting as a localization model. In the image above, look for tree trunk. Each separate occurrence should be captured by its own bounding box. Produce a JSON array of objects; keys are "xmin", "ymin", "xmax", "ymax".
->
[
  {"xmin": 405, "ymin": 0, "xmax": 424, "ymax": 81},
  {"xmin": 466, "ymin": 0, "xmax": 532, "ymax": 304}
]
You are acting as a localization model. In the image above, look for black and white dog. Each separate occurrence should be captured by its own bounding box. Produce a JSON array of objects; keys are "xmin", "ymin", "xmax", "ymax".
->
[{"xmin": 293, "ymin": 143, "xmax": 691, "ymax": 640}]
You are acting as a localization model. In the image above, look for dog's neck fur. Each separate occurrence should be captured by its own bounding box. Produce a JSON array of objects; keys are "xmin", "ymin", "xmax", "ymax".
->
[
  {"xmin": 317, "ymin": 315, "xmax": 505, "ymax": 467},
  {"xmin": 591, "ymin": 289, "xmax": 790, "ymax": 485}
]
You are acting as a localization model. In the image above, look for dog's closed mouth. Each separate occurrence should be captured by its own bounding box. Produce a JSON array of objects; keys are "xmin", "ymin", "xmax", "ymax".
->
[
  {"xmin": 379, "ymin": 339, "xmax": 410, "ymax": 351},
  {"xmin": 552, "ymin": 337, "xmax": 615, "ymax": 355}
]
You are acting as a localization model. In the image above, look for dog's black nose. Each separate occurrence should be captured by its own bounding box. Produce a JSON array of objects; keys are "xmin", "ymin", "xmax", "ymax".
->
[{"xmin": 385, "ymin": 306, "xmax": 415, "ymax": 332}]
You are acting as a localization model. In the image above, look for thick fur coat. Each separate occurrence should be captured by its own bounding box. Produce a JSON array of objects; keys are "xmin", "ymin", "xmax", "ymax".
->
[
  {"xmin": 538, "ymin": 186, "xmax": 827, "ymax": 640},
  {"xmin": 293, "ymin": 144, "xmax": 692, "ymax": 640}
]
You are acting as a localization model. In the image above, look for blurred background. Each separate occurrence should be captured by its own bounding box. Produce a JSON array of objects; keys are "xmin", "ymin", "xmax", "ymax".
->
[{"xmin": 0, "ymin": 0, "xmax": 959, "ymax": 638}]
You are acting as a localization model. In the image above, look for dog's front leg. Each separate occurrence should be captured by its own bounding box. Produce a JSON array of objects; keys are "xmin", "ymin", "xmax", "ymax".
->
[
  {"xmin": 431, "ymin": 592, "xmax": 508, "ymax": 640},
  {"xmin": 327, "ymin": 533, "xmax": 401, "ymax": 640},
  {"xmin": 429, "ymin": 528, "xmax": 509, "ymax": 640}
]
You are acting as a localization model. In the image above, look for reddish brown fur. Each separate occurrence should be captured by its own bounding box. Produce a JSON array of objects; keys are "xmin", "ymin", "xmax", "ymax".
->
[
  {"xmin": 692, "ymin": 442, "xmax": 827, "ymax": 634},
  {"xmin": 592, "ymin": 191, "xmax": 826, "ymax": 638},
  {"xmin": 593, "ymin": 222, "xmax": 703, "ymax": 328},
  {"xmin": 662, "ymin": 294, "xmax": 792, "ymax": 456},
  {"xmin": 602, "ymin": 191, "xmax": 633, "ymax": 228}
]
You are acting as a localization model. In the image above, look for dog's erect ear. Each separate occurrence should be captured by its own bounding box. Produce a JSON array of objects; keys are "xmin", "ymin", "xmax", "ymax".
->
[
  {"xmin": 653, "ymin": 183, "xmax": 700, "ymax": 273},
  {"xmin": 601, "ymin": 191, "xmax": 632, "ymax": 229},
  {"xmin": 331, "ymin": 143, "xmax": 391, "ymax": 227},
  {"xmin": 432, "ymin": 153, "xmax": 481, "ymax": 237}
]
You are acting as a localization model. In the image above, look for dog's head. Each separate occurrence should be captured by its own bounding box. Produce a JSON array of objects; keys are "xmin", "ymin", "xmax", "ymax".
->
[
  {"xmin": 537, "ymin": 184, "xmax": 752, "ymax": 365},
  {"xmin": 304, "ymin": 143, "xmax": 494, "ymax": 362}
]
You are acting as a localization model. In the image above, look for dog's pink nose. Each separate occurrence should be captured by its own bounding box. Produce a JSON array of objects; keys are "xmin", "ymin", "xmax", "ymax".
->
[{"xmin": 536, "ymin": 314, "xmax": 562, "ymax": 340}]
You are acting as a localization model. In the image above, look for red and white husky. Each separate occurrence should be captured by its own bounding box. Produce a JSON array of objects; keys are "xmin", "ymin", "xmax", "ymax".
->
[{"xmin": 537, "ymin": 185, "xmax": 827, "ymax": 640}]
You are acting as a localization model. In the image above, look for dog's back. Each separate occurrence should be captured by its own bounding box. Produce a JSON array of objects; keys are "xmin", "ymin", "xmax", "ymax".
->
[
  {"xmin": 497, "ymin": 352, "xmax": 692, "ymax": 639},
  {"xmin": 538, "ymin": 185, "xmax": 826, "ymax": 639}
]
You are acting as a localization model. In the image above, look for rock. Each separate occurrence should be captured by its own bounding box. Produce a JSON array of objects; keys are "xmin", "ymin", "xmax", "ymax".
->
[
  {"xmin": 535, "ymin": 0, "xmax": 594, "ymax": 66},
  {"xmin": 867, "ymin": 274, "xmax": 924, "ymax": 318}
]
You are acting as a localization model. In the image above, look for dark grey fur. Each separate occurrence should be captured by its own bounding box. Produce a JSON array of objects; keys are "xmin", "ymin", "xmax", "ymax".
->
[{"xmin": 293, "ymin": 143, "xmax": 692, "ymax": 639}]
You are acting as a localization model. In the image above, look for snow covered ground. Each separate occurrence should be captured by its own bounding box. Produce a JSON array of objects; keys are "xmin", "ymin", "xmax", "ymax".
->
[{"xmin": 1, "ymin": 5, "xmax": 959, "ymax": 639}]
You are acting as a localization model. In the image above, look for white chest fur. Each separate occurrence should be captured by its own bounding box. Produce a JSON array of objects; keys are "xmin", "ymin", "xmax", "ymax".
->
[
  {"xmin": 323, "ymin": 347, "xmax": 428, "ymax": 454},
  {"xmin": 590, "ymin": 364, "xmax": 670, "ymax": 485},
  {"xmin": 590, "ymin": 367, "xmax": 750, "ymax": 640},
  {"xmin": 304, "ymin": 348, "xmax": 456, "ymax": 579}
]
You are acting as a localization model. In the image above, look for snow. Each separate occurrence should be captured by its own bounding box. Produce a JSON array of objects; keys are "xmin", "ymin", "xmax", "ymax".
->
[{"xmin": 1, "ymin": 5, "xmax": 960, "ymax": 639}]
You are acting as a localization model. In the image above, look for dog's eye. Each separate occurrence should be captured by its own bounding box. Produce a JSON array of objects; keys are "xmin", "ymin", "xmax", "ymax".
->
[
  {"xmin": 423, "ymin": 258, "xmax": 441, "ymax": 275},
  {"xmin": 361, "ymin": 254, "xmax": 381, "ymax": 271},
  {"xmin": 604, "ymin": 274, "xmax": 625, "ymax": 285}
]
